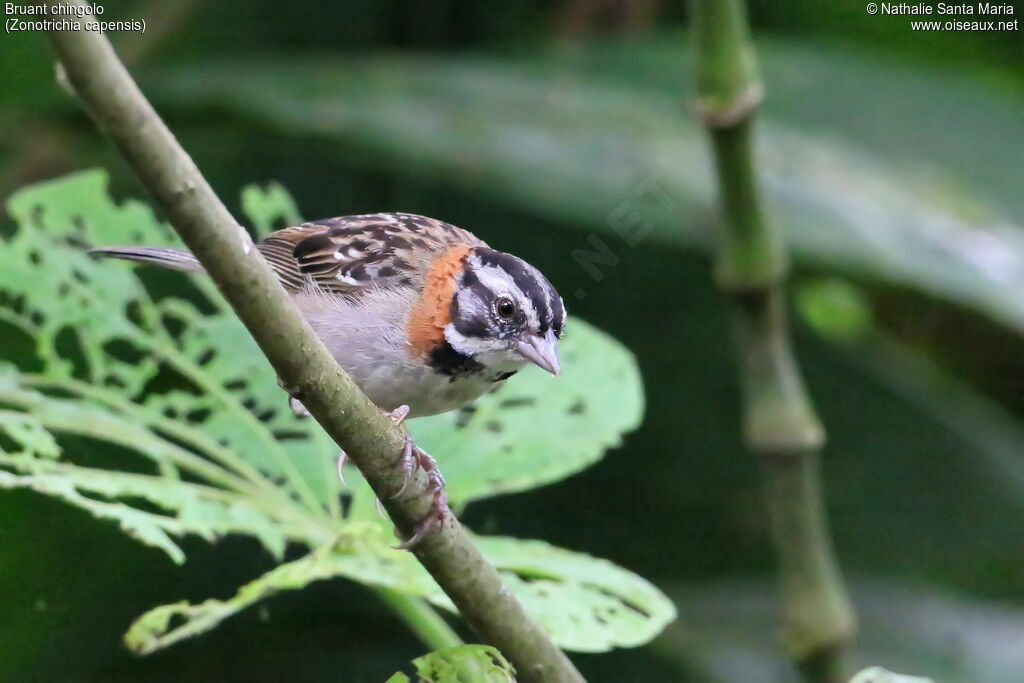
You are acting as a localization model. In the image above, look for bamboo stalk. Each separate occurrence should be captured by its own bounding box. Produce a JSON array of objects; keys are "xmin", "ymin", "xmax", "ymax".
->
[
  {"xmin": 41, "ymin": 5, "xmax": 582, "ymax": 681},
  {"xmin": 688, "ymin": 1, "xmax": 857, "ymax": 680}
]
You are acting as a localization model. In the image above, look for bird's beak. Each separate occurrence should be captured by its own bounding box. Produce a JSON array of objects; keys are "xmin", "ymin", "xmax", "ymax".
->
[{"xmin": 516, "ymin": 329, "xmax": 561, "ymax": 376}]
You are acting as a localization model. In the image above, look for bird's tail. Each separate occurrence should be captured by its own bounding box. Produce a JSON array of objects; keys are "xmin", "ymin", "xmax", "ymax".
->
[{"xmin": 89, "ymin": 246, "xmax": 204, "ymax": 273}]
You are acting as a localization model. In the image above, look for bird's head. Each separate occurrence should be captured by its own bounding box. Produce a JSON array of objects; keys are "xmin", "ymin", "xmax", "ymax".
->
[{"xmin": 440, "ymin": 247, "xmax": 565, "ymax": 377}]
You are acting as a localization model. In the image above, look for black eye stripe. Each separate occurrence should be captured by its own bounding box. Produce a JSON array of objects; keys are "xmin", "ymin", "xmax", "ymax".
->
[
  {"xmin": 461, "ymin": 268, "xmax": 480, "ymax": 288},
  {"xmin": 475, "ymin": 249, "xmax": 557, "ymax": 333},
  {"xmin": 451, "ymin": 281, "xmax": 495, "ymax": 338},
  {"xmin": 550, "ymin": 294, "xmax": 565, "ymax": 337}
]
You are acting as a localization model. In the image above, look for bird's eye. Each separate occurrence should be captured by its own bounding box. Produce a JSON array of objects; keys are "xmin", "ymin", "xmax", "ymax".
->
[{"xmin": 495, "ymin": 297, "xmax": 516, "ymax": 320}]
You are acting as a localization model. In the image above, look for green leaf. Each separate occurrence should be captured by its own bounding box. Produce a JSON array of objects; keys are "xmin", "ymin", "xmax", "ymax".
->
[
  {"xmin": 125, "ymin": 543, "xmax": 378, "ymax": 654},
  {"xmin": 149, "ymin": 40, "xmax": 1024, "ymax": 334},
  {"xmin": 240, "ymin": 182, "xmax": 303, "ymax": 236},
  {"xmin": 291, "ymin": 528, "xmax": 677, "ymax": 652},
  {"xmin": 2, "ymin": 170, "xmax": 343, "ymax": 537},
  {"xmin": 473, "ymin": 537, "xmax": 677, "ymax": 653},
  {"xmin": 126, "ymin": 528, "xmax": 675, "ymax": 653},
  {"xmin": 1, "ymin": 171, "xmax": 667, "ymax": 655},
  {"xmin": 0, "ymin": 405, "xmax": 194, "ymax": 561},
  {"xmin": 0, "ymin": 369, "xmax": 311, "ymax": 564},
  {"xmin": 0, "ymin": 406, "xmax": 60, "ymax": 459},
  {"xmin": 401, "ymin": 645, "xmax": 516, "ymax": 683},
  {"xmin": 410, "ymin": 317, "xmax": 643, "ymax": 505},
  {"xmin": 796, "ymin": 278, "xmax": 873, "ymax": 343},
  {"xmin": 126, "ymin": 532, "xmax": 439, "ymax": 653}
]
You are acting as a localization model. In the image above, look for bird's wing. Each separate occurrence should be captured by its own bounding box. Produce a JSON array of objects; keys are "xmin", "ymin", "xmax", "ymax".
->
[{"xmin": 257, "ymin": 213, "xmax": 487, "ymax": 294}]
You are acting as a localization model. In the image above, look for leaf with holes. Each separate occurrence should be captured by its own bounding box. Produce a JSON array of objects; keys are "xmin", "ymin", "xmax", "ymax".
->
[
  {"xmin": 126, "ymin": 524, "xmax": 676, "ymax": 654},
  {"xmin": 475, "ymin": 537, "xmax": 677, "ymax": 652},
  {"xmin": 125, "ymin": 543, "xmax": 385, "ymax": 654},
  {"xmin": 1, "ymin": 170, "xmax": 668, "ymax": 657},
  {"xmin": 409, "ymin": 318, "xmax": 643, "ymax": 506},
  {"xmin": 385, "ymin": 645, "xmax": 516, "ymax": 683},
  {"xmin": 346, "ymin": 532, "xmax": 678, "ymax": 652},
  {"xmin": 2, "ymin": 170, "xmax": 343, "ymax": 526}
]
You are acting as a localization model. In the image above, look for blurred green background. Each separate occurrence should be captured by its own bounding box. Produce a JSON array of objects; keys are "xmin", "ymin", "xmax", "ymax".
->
[{"xmin": 1, "ymin": 1, "xmax": 1022, "ymax": 681}]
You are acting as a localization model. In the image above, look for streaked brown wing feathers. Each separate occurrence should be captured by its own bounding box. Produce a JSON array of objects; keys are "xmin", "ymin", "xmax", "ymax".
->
[
  {"xmin": 256, "ymin": 213, "xmax": 486, "ymax": 294},
  {"xmin": 257, "ymin": 226, "xmax": 321, "ymax": 290}
]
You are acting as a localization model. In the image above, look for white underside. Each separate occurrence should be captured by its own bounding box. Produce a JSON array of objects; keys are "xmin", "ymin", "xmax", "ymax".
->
[{"xmin": 292, "ymin": 287, "xmax": 520, "ymax": 417}]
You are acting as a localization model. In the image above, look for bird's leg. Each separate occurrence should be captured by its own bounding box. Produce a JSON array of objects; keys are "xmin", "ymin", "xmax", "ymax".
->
[
  {"xmin": 336, "ymin": 404, "xmax": 446, "ymax": 543},
  {"xmin": 369, "ymin": 434, "xmax": 449, "ymax": 547},
  {"xmin": 393, "ymin": 435, "xmax": 418, "ymax": 499},
  {"xmin": 392, "ymin": 437, "xmax": 448, "ymax": 550}
]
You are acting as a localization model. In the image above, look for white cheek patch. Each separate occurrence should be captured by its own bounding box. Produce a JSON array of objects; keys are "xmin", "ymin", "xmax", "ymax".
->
[{"xmin": 520, "ymin": 293, "xmax": 540, "ymax": 331}]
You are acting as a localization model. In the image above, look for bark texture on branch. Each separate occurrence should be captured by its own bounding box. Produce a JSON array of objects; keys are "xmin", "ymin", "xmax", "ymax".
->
[{"xmin": 43, "ymin": 6, "xmax": 582, "ymax": 681}]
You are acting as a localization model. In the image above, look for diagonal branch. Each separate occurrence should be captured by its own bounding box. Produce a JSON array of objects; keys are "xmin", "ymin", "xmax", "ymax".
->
[
  {"xmin": 687, "ymin": 1, "xmax": 857, "ymax": 681},
  {"xmin": 42, "ymin": 6, "xmax": 582, "ymax": 682}
]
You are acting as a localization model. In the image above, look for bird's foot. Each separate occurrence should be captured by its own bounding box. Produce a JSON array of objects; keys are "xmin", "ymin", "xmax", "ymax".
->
[
  {"xmin": 337, "ymin": 405, "xmax": 444, "ymax": 543},
  {"xmin": 392, "ymin": 436, "xmax": 448, "ymax": 550},
  {"xmin": 385, "ymin": 404, "xmax": 411, "ymax": 426}
]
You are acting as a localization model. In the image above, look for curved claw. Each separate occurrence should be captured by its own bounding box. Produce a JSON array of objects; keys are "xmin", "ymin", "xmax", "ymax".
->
[
  {"xmin": 392, "ymin": 436, "xmax": 417, "ymax": 499},
  {"xmin": 393, "ymin": 500, "xmax": 445, "ymax": 550},
  {"xmin": 336, "ymin": 449, "xmax": 347, "ymax": 486},
  {"xmin": 375, "ymin": 496, "xmax": 389, "ymax": 520},
  {"xmin": 288, "ymin": 395, "xmax": 311, "ymax": 419},
  {"xmin": 392, "ymin": 444, "xmax": 449, "ymax": 551},
  {"xmin": 394, "ymin": 485, "xmax": 448, "ymax": 550}
]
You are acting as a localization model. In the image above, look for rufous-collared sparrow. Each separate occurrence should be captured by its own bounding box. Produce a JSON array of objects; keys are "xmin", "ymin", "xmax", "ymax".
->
[{"xmin": 92, "ymin": 212, "xmax": 566, "ymax": 545}]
